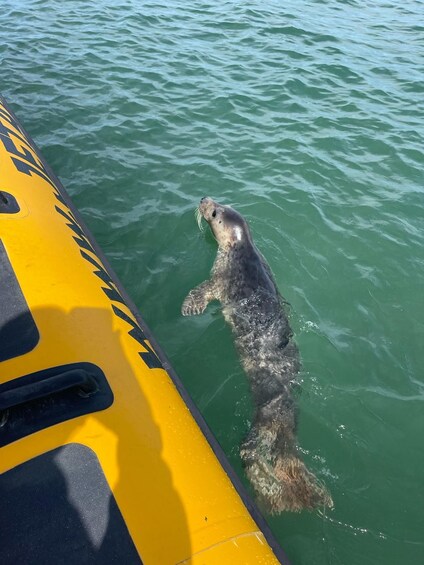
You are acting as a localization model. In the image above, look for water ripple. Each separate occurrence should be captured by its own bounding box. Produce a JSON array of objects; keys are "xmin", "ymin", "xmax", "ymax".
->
[{"xmin": 1, "ymin": 1, "xmax": 424, "ymax": 563}]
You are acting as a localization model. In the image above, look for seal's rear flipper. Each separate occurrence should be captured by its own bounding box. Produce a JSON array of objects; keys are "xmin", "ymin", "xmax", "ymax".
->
[{"xmin": 243, "ymin": 454, "xmax": 333, "ymax": 514}]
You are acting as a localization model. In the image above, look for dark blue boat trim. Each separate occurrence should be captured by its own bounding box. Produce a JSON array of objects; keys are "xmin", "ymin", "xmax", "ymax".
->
[
  {"xmin": 0, "ymin": 191, "xmax": 20, "ymax": 214},
  {"xmin": 0, "ymin": 96, "xmax": 290, "ymax": 565},
  {"xmin": 0, "ymin": 239, "xmax": 39, "ymax": 362},
  {"xmin": 0, "ymin": 443, "xmax": 143, "ymax": 564}
]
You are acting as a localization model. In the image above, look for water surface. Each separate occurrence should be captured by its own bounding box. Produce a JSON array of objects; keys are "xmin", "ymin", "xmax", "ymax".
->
[{"xmin": 1, "ymin": 1, "xmax": 423, "ymax": 563}]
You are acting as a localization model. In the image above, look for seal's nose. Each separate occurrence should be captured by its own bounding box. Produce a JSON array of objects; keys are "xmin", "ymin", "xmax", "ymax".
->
[{"xmin": 200, "ymin": 197, "xmax": 206, "ymax": 202}]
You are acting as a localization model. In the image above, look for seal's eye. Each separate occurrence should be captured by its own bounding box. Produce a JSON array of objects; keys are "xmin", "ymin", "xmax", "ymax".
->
[{"xmin": 212, "ymin": 210, "xmax": 217, "ymax": 217}]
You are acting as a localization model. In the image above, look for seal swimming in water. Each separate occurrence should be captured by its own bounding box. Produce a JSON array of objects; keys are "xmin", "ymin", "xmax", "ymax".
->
[{"xmin": 182, "ymin": 197, "xmax": 333, "ymax": 513}]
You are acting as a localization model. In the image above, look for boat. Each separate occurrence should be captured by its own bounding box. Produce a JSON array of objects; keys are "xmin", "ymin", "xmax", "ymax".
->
[{"xmin": 0, "ymin": 96, "xmax": 288, "ymax": 564}]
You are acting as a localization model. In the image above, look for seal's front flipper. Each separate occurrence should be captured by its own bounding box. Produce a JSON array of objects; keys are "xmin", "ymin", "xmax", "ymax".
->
[{"xmin": 181, "ymin": 280, "xmax": 216, "ymax": 316}]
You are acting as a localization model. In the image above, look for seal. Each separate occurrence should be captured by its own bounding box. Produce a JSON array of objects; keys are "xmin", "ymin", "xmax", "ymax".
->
[{"xmin": 182, "ymin": 197, "xmax": 333, "ymax": 513}]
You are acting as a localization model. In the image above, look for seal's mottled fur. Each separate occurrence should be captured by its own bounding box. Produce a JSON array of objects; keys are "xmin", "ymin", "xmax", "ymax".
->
[{"xmin": 182, "ymin": 197, "xmax": 332, "ymax": 513}]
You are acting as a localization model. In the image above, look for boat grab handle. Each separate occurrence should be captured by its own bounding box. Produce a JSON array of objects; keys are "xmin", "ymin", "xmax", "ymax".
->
[
  {"xmin": 0, "ymin": 369, "xmax": 98, "ymax": 412},
  {"xmin": 0, "ymin": 363, "xmax": 112, "ymax": 446}
]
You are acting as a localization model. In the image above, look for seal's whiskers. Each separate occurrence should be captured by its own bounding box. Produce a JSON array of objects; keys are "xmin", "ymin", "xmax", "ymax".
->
[{"xmin": 195, "ymin": 207, "xmax": 204, "ymax": 232}]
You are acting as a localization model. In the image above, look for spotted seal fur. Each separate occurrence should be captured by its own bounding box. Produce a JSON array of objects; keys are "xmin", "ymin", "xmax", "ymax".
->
[{"xmin": 182, "ymin": 197, "xmax": 332, "ymax": 513}]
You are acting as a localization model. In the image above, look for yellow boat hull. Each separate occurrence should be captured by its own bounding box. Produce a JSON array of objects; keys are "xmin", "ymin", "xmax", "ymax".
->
[{"xmin": 0, "ymin": 97, "xmax": 287, "ymax": 564}]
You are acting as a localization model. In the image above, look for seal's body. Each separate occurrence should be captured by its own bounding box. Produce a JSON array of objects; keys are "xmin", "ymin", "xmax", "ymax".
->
[{"xmin": 182, "ymin": 197, "xmax": 332, "ymax": 513}]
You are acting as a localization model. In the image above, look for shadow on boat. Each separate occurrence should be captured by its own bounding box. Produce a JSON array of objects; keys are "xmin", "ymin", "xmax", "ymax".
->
[{"xmin": 0, "ymin": 305, "xmax": 192, "ymax": 564}]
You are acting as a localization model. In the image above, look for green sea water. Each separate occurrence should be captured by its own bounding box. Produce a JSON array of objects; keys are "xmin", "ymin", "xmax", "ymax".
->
[{"xmin": 1, "ymin": 1, "xmax": 423, "ymax": 563}]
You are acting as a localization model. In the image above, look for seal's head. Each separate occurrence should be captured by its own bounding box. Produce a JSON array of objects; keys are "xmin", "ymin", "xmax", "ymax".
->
[{"xmin": 198, "ymin": 197, "xmax": 252, "ymax": 249}]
